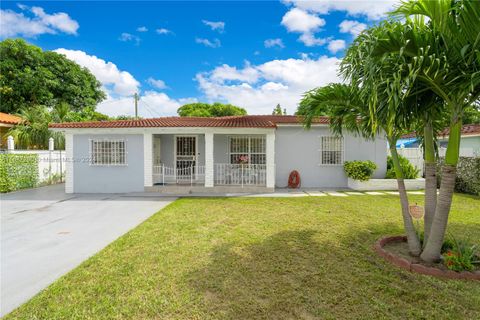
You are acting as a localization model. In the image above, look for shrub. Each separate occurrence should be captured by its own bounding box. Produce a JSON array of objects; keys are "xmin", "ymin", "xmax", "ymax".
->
[
  {"xmin": 385, "ymin": 155, "xmax": 419, "ymax": 179},
  {"xmin": 437, "ymin": 157, "xmax": 480, "ymax": 195},
  {"xmin": 344, "ymin": 160, "xmax": 377, "ymax": 181},
  {"xmin": 0, "ymin": 153, "xmax": 38, "ymax": 192},
  {"xmin": 443, "ymin": 236, "xmax": 479, "ymax": 272}
]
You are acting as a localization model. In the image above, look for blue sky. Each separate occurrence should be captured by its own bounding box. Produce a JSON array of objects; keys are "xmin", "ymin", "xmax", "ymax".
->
[{"xmin": 1, "ymin": 1, "xmax": 395, "ymax": 117}]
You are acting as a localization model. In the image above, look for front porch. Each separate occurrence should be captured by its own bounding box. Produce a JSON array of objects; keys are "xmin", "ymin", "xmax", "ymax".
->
[{"xmin": 143, "ymin": 129, "xmax": 275, "ymax": 192}]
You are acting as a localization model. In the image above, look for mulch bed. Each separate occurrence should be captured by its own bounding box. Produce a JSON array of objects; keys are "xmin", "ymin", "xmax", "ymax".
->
[{"xmin": 374, "ymin": 236, "xmax": 480, "ymax": 280}]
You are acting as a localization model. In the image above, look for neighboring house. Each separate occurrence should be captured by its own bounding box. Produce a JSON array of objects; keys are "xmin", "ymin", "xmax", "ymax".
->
[
  {"xmin": 0, "ymin": 112, "xmax": 22, "ymax": 150},
  {"xmin": 49, "ymin": 115, "xmax": 387, "ymax": 193},
  {"xmin": 398, "ymin": 124, "xmax": 480, "ymax": 156}
]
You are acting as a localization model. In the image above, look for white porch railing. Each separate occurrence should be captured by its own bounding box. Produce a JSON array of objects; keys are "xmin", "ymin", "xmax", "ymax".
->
[
  {"xmin": 214, "ymin": 163, "xmax": 267, "ymax": 186},
  {"xmin": 153, "ymin": 165, "xmax": 205, "ymax": 185}
]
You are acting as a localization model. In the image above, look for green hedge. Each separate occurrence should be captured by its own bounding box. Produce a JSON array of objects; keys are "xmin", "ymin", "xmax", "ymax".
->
[
  {"xmin": 344, "ymin": 160, "xmax": 377, "ymax": 181},
  {"xmin": 0, "ymin": 154, "xmax": 39, "ymax": 193},
  {"xmin": 386, "ymin": 155, "xmax": 420, "ymax": 179},
  {"xmin": 438, "ymin": 157, "xmax": 480, "ymax": 196}
]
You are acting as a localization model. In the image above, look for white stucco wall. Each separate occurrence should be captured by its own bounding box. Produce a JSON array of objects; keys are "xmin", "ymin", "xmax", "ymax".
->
[{"xmin": 274, "ymin": 126, "xmax": 388, "ymax": 188}]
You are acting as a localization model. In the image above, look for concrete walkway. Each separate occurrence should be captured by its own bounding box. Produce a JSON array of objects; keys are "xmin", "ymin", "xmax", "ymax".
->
[{"xmin": 1, "ymin": 184, "xmax": 175, "ymax": 316}]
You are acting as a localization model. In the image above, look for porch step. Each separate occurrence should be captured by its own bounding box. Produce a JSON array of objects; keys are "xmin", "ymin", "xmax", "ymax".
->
[{"xmin": 145, "ymin": 185, "xmax": 274, "ymax": 195}]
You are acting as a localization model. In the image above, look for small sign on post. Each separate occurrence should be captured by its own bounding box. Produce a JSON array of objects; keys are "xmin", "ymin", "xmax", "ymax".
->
[{"xmin": 409, "ymin": 204, "xmax": 424, "ymax": 220}]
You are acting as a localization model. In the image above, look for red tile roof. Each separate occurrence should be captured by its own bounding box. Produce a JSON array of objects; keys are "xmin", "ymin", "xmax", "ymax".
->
[
  {"xmin": 49, "ymin": 115, "xmax": 329, "ymax": 129},
  {"xmin": 402, "ymin": 124, "xmax": 480, "ymax": 138},
  {"xmin": 0, "ymin": 112, "xmax": 22, "ymax": 125}
]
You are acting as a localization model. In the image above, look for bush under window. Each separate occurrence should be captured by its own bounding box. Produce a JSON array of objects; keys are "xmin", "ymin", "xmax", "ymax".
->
[
  {"xmin": 386, "ymin": 155, "xmax": 419, "ymax": 179},
  {"xmin": 344, "ymin": 160, "xmax": 377, "ymax": 181}
]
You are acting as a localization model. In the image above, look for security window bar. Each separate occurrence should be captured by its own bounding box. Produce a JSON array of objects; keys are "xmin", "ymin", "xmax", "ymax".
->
[
  {"xmin": 90, "ymin": 139, "xmax": 127, "ymax": 166},
  {"xmin": 229, "ymin": 136, "xmax": 266, "ymax": 164},
  {"xmin": 320, "ymin": 136, "xmax": 343, "ymax": 165}
]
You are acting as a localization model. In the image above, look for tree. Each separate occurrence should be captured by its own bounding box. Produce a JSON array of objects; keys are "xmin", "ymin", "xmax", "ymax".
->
[
  {"xmin": 386, "ymin": 0, "xmax": 480, "ymax": 262},
  {"xmin": 301, "ymin": 0, "xmax": 480, "ymax": 263},
  {"xmin": 272, "ymin": 104, "xmax": 287, "ymax": 115},
  {"xmin": 177, "ymin": 103, "xmax": 247, "ymax": 117},
  {"xmin": 300, "ymin": 82, "xmax": 422, "ymax": 256},
  {"xmin": 0, "ymin": 39, "xmax": 105, "ymax": 114}
]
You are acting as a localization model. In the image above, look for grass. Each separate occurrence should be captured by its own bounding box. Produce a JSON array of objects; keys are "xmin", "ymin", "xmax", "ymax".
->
[{"xmin": 5, "ymin": 193, "xmax": 480, "ymax": 319}]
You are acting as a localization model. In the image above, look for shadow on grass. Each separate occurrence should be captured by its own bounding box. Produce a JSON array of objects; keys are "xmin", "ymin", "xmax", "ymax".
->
[{"xmin": 188, "ymin": 224, "xmax": 480, "ymax": 319}]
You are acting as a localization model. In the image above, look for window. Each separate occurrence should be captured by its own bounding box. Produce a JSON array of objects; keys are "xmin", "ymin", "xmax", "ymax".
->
[
  {"xmin": 90, "ymin": 139, "xmax": 126, "ymax": 166},
  {"xmin": 229, "ymin": 136, "xmax": 266, "ymax": 164},
  {"xmin": 320, "ymin": 136, "xmax": 344, "ymax": 165}
]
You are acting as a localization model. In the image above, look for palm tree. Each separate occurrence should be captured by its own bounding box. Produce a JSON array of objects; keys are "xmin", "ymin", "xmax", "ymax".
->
[
  {"xmin": 387, "ymin": 0, "xmax": 480, "ymax": 262},
  {"xmin": 300, "ymin": 83, "xmax": 422, "ymax": 256}
]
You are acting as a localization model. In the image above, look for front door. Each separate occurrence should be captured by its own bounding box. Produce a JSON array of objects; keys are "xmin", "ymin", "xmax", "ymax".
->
[{"xmin": 175, "ymin": 136, "xmax": 196, "ymax": 183}]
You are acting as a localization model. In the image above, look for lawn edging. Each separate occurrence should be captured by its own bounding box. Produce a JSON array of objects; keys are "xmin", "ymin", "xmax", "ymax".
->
[{"xmin": 374, "ymin": 236, "xmax": 480, "ymax": 281}]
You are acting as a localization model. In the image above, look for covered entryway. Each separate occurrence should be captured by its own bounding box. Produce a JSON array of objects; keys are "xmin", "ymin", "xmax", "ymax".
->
[{"xmin": 175, "ymin": 136, "xmax": 197, "ymax": 184}]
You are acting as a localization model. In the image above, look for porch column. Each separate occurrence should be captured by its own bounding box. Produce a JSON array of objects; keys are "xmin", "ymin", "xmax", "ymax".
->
[
  {"xmin": 65, "ymin": 133, "xmax": 74, "ymax": 193},
  {"xmin": 266, "ymin": 132, "xmax": 275, "ymax": 189},
  {"xmin": 144, "ymin": 133, "xmax": 153, "ymax": 187},
  {"xmin": 205, "ymin": 132, "xmax": 214, "ymax": 187}
]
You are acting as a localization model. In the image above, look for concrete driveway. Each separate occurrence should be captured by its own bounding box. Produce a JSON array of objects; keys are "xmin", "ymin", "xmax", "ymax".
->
[{"xmin": 1, "ymin": 184, "xmax": 175, "ymax": 316}]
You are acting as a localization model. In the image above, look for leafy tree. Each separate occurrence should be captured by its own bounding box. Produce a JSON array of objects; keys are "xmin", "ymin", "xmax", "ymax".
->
[
  {"xmin": 301, "ymin": 0, "xmax": 480, "ymax": 263},
  {"xmin": 0, "ymin": 39, "xmax": 105, "ymax": 113},
  {"xmin": 272, "ymin": 104, "xmax": 287, "ymax": 115},
  {"xmin": 177, "ymin": 102, "xmax": 247, "ymax": 117},
  {"xmin": 299, "ymin": 82, "xmax": 422, "ymax": 255},
  {"xmin": 386, "ymin": 0, "xmax": 480, "ymax": 262}
]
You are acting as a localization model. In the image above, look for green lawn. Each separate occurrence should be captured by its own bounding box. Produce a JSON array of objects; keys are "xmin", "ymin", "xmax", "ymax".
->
[{"xmin": 5, "ymin": 194, "xmax": 480, "ymax": 319}]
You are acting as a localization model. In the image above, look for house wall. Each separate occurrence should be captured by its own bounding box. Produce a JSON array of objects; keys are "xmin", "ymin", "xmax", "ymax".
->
[
  {"xmin": 274, "ymin": 126, "xmax": 387, "ymax": 188},
  {"xmin": 439, "ymin": 136, "xmax": 480, "ymax": 156},
  {"xmin": 72, "ymin": 134, "xmax": 144, "ymax": 193}
]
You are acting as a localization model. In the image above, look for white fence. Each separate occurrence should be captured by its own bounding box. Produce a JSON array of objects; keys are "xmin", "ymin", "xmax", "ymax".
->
[
  {"xmin": 214, "ymin": 163, "xmax": 267, "ymax": 186},
  {"xmin": 153, "ymin": 165, "xmax": 205, "ymax": 185},
  {"xmin": 395, "ymin": 147, "xmax": 477, "ymax": 177},
  {"xmin": 152, "ymin": 163, "xmax": 268, "ymax": 187}
]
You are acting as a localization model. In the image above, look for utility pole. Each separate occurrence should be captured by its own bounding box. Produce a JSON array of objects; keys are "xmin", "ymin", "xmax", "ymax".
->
[{"xmin": 134, "ymin": 93, "xmax": 139, "ymax": 119}]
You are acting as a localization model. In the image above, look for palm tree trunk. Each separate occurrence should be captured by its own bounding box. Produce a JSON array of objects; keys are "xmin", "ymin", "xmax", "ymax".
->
[
  {"xmin": 390, "ymin": 144, "xmax": 422, "ymax": 256},
  {"xmin": 423, "ymin": 122, "xmax": 437, "ymax": 246},
  {"xmin": 421, "ymin": 120, "xmax": 461, "ymax": 262}
]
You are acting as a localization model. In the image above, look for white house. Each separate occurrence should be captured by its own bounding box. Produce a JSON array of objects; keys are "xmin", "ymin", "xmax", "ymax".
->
[{"xmin": 50, "ymin": 115, "xmax": 387, "ymax": 193}]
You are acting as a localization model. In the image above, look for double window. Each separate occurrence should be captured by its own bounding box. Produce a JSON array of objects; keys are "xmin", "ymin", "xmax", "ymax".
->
[
  {"xmin": 320, "ymin": 136, "xmax": 344, "ymax": 165},
  {"xmin": 229, "ymin": 136, "xmax": 266, "ymax": 164},
  {"xmin": 90, "ymin": 139, "xmax": 127, "ymax": 166}
]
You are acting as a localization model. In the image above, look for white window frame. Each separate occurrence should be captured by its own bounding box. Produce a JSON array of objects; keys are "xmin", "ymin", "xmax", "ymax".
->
[
  {"xmin": 89, "ymin": 139, "xmax": 128, "ymax": 166},
  {"xmin": 228, "ymin": 135, "xmax": 266, "ymax": 165},
  {"xmin": 319, "ymin": 136, "xmax": 344, "ymax": 166}
]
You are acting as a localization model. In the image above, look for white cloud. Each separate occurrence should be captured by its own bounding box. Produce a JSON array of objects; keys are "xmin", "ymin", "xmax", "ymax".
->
[
  {"xmin": 209, "ymin": 63, "xmax": 259, "ymax": 84},
  {"xmin": 327, "ymin": 39, "xmax": 346, "ymax": 53},
  {"xmin": 0, "ymin": 5, "xmax": 78, "ymax": 38},
  {"xmin": 53, "ymin": 49, "xmax": 195, "ymax": 117},
  {"xmin": 264, "ymin": 38, "xmax": 285, "ymax": 48},
  {"xmin": 156, "ymin": 28, "xmax": 172, "ymax": 35},
  {"xmin": 196, "ymin": 56, "xmax": 341, "ymax": 114},
  {"xmin": 281, "ymin": 8, "xmax": 325, "ymax": 33},
  {"xmin": 195, "ymin": 37, "xmax": 221, "ymax": 48},
  {"xmin": 147, "ymin": 77, "xmax": 168, "ymax": 90},
  {"xmin": 298, "ymin": 33, "xmax": 327, "ymax": 47},
  {"xmin": 119, "ymin": 32, "xmax": 140, "ymax": 45},
  {"xmin": 281, "ymin": 8, "xmax": 327, "ymax": 47},
  {"xmin": 202, "ymin": 20, "xmax": 225, "ymax": 32},
  {"xmin": 54, "ymin": 48, "xmax": 140, "ymax": 97},
  {"xmin": 283, "ymin": 0, "xmax": 396, "ymax": 20},
  {"xmin": 137, "ymin": 26, "xmax": 148, "ymax": 32},
  {"xmin": 339, "ymin": 20, "xmax": 367, "ymax": 36}
]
